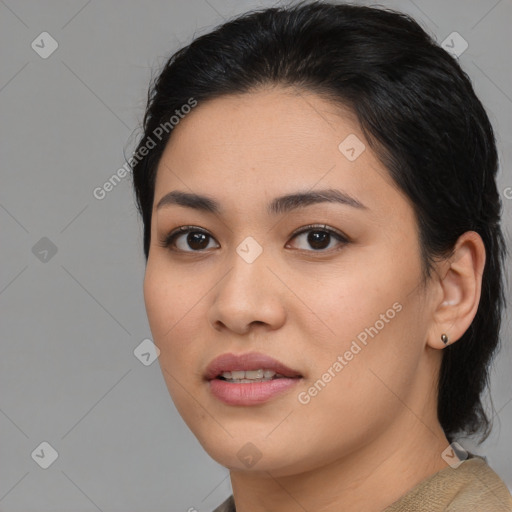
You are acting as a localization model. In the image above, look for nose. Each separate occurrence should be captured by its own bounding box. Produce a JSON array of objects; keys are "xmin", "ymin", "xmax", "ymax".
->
[{"xmin": 207, "ymin": 247, "xmax": 287, "ymax": 335}]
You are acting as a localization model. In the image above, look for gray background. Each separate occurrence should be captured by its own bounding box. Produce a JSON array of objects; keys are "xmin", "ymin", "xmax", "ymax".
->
[{"xmin": 1, "ymin": 0, "xmax": 511, "ymax": 511}]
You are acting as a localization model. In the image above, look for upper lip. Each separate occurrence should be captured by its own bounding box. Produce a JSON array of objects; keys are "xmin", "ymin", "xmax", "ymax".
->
[{"xmin": 204, "ymin": 352, "xmax": 302, "ymax": 380}]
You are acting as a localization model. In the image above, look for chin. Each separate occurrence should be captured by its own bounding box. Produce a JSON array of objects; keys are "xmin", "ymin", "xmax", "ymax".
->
[{"xmin": 196, "ymin": 433, "xmax": 317, "ymax": 477}]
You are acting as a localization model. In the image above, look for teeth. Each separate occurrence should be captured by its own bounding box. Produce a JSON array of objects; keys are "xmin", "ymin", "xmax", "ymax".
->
[
  {"xmin": 229, "ymin": 379, "xmax": 269, "ymax": 383},
  {"xmin": 232, "ymin": 370, "xmax": 248, "ymax": 379},
  {"xmin": 245, "ymin": 369, "xmax": 264, "ymax": 379},
  {"xmin": 220, "ymin": 369, "xmax": 280, "ymax": 380}
]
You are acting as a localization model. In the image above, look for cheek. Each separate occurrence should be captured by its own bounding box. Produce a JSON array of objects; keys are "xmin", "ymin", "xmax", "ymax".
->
[
  {"xmin": 293, "ymin": 253, "xmax": 425, "ymax": 414},
  {"xmin": 295, "ymin": 305, "xmax": 422, "ymax": 457},
  {"xmin": 143, "ymin": 263, "xmax": 202, "ymax": 361},
  {"xmin": 143, "ymin": 264, "xmax": 209, "ymax": 418},
  {"xmin": 299, "ymin": 256, "xmax": 410, "ymax": 351},
  {"xmin": 143, "ymin": 265, "xmax": 171, "ymax": 340}
]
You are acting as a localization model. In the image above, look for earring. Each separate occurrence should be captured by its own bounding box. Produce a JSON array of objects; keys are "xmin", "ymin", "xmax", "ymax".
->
[{"xmin": 441, "ymin": 333, "xmax": 449, "ymax": 345}]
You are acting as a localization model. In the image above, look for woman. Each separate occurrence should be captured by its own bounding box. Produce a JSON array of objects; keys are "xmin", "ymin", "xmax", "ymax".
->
[{"xmin": 130, "ymin": 1, "xmax": 512, "ymax": 510}]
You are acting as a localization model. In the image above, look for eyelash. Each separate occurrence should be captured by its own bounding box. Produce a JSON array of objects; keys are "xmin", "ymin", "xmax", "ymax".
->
[{"xmin": 158, "ymin": 224, "xmax": 350, "ymax": 254}]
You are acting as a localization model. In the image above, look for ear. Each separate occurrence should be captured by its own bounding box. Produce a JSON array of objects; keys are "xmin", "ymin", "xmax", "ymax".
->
[{"xmin": 426, "ymin": 231, "xmax": 486, "ymax": 350}]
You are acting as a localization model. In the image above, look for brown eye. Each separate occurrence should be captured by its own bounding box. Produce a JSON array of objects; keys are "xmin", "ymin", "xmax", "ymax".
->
[
  {"xmin": 306, "ymin": 230, "xmax": 331, "ymax": 250},
  {"xmin": 287, "ymin": 225, "xmax": 349, "ymax": 252},
  {"xmin": 184, "ymin": 232, "xmax": 210, "ymax": 250},
  {"xmin": 159, "ymin": 226, "xmax": 219, "ymax": 252}
]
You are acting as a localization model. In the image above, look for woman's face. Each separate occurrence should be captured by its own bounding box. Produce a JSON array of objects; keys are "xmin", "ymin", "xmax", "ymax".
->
[{"xmin": 144, "ymin": 87, "xmax": 442, "ymax": 476}]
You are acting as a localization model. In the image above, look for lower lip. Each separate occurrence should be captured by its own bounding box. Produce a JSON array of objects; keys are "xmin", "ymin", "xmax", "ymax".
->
[{"xmin": 208, "ymin": 377, "xmax": 301, "ymax": 405}]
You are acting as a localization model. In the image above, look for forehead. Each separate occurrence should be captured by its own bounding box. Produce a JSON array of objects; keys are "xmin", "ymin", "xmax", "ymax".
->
[
  {"xmin": 160, "ymin": 86, "xmax": 360, "ymax": 156},
  {"xmin": 153, "ymin": 87, "xmax": 399, "ymax": 213}
]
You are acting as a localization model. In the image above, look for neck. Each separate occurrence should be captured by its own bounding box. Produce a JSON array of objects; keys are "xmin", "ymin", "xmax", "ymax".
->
[{"xmin": 229, "ymin": 416, "xmax": 450, "ymax": 512}]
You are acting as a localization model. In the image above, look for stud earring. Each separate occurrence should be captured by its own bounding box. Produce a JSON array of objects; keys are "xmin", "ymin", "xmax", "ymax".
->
[{"xmin": 441, "ymin": 333, "xmax": 449, "ymax": 345}]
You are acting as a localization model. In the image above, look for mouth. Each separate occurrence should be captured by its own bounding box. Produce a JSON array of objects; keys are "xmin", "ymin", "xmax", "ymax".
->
[
  {"xmin": 204, "ymin": 351, "xmax": 303, "ymax": 381},
  {"xmin": 204, "ymin": 352, "xmax": 303, "ymax": 405},
  {"xmin": 216, "ymin": 369, "xmax": 295, "ymax": 383}
]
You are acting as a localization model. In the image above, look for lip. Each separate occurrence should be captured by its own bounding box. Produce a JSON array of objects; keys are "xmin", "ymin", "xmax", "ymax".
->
[
  {"xmin": 204, "ymin": 351, "xmax": 302, "ymax": 380},
  {"xmin": 204, "ymin": 351, "xmax": 303, "ymax": 406}
]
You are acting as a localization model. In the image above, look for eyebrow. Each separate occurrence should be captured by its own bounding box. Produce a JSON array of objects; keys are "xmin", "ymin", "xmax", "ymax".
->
[{"xmin": 155, "ymin": 188, "xmax": 367, "ymax": 215}]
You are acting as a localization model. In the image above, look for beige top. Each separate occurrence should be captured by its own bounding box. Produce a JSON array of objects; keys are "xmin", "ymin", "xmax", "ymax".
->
[{"xmin": 212, "ymin": 454, "xmax": 512, "ymax": 511}]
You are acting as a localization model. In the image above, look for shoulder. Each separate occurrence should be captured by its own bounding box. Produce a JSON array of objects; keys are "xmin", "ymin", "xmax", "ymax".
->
[
  {"xmin": 210, "ymin": 455, "xmax": 512, "ymax": 512},
  {"xmin": 384, "ymin": 454, "xmax": 512, "ymax": 512},
  {"xmin": 212, "ymin": 494, "xmax": 236, "ymax": 512}
]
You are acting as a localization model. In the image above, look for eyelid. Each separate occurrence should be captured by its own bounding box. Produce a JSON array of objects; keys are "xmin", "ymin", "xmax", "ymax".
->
[
  {"xmin": 288, "ymin": 223, "xmax": 349, "ymax": 242},
  {"xmin": 284, "ymin": 223, "xmax": 350, "ymax": 253},
  {"xmin": 158, "ymin": 225, "xmax": 214, "ymax": 250}
]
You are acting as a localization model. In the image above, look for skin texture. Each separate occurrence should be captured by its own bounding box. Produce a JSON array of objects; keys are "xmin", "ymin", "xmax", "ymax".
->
[{"xmin": 143, "ymin": 87, "xmax": 486, "ymax": 512}]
